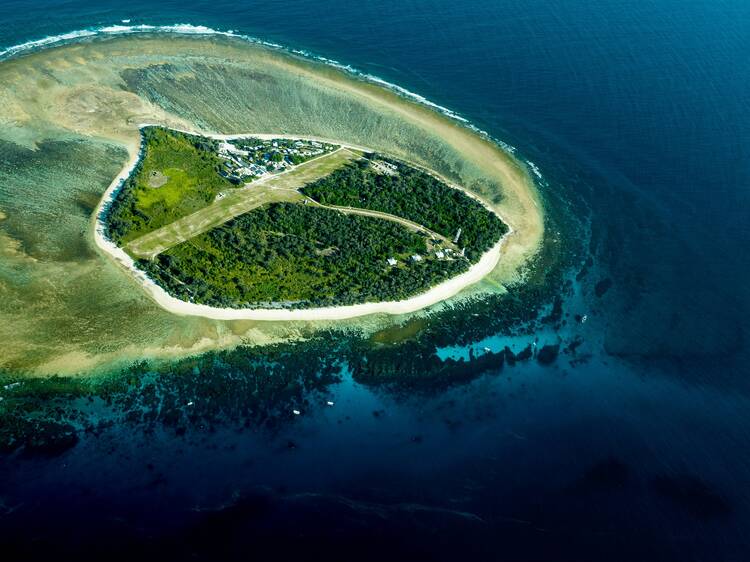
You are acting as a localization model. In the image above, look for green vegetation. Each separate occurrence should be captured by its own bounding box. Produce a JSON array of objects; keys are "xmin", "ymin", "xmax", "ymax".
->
[
  {"xmin": 300, "ymin": 156, "xmax": 507, "ymax": 260},
  {"xmin": 102, "ymin": 129, "xmax": 507, "ymax": 309},
  {"xmin": 105, "ymin": 127, "xmax": 236, "ymax": 244},
  {"xmin": 124, "ymin": 148, "xmax": 357, "ymax": 259},
  {"xmin": 138, "ymin": 203, "xmax": 468, "ymax": 308}
]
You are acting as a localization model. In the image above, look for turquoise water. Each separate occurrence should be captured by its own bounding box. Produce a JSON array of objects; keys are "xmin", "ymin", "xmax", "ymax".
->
[{"xmin": 0, "ymin": 1, "xmax": 749, "ymax": 560}]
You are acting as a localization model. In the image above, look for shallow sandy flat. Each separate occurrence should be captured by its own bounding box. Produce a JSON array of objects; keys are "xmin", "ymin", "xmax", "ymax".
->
[{"xmin": 0, "ymin": 34, "xmax": 544, "ymax": 373}]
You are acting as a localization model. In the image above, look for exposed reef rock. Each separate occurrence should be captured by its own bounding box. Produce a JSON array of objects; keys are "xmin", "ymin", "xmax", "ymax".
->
[{"xmin": 537, "ymin": 343, "xmax": 560, "ymax": 365}]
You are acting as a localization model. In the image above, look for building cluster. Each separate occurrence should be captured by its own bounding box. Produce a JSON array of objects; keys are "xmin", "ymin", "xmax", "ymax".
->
[
  {"xmin": 387, "ymin": 246, "xmax": 465, "ymax": 268},
  {"xmin": 217, "ymin": 138, "xmax": 337, "ymax": 184},
  {"xmin": 370, "ymin": 160, "xmax": 399, "ymax": 176}
]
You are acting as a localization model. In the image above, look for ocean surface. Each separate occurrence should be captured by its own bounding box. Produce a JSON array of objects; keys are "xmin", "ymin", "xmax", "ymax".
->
[{"xmin": 1, "ymin": 1, "xmax": 749, "ymax": 560}]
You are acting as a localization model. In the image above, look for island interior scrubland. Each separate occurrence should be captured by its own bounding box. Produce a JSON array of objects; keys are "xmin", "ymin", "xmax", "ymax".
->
[{"xmin": 0, "ymin": 33, "xmax": 543, "ymax": 374}]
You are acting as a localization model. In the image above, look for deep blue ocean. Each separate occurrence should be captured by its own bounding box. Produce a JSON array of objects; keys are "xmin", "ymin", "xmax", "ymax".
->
[{"xmin": 1, "ymin": 1, "xmax": 749, "ymax": 560}]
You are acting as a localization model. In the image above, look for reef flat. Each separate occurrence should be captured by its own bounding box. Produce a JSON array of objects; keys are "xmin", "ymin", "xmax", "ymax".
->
[{"xmin": 0, "ymin": 33, "xmax": 543, "ymax": 374}]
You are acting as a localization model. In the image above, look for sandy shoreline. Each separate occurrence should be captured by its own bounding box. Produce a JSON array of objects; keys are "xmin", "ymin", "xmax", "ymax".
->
[{"xmin": 93, "ymin": 126, "xmax": 512, "ymax": 321}]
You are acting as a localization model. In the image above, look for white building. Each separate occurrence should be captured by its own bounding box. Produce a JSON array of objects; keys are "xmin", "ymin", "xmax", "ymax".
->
[
  {"xmin": 411, "ymin": 254, "xmax": 423, "ymax": 262},
  {"xmin": 387, "ymin": 257, "xmax": 398, "ymax": 266},
  {"xmin": 219, "ymin": 142, "xmax": 247, "ymax": 156}
]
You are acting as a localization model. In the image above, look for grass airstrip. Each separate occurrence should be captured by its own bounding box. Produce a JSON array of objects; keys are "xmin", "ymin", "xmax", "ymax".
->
[{"xmin": 125, "ymin": 146, "xmax": 358, "ymax": 259}]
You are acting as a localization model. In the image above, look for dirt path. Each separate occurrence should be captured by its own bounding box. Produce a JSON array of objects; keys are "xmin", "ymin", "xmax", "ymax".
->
[{"xmin": 305, "ymin": 198, "xmax": 460, "ymax": 252}]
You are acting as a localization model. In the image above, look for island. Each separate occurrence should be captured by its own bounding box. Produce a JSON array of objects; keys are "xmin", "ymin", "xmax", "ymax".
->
[
  {"xmin": 0, "ymin": 33, "xmax": 544, "ymax": 373},
  {"xmin": 98, "ymin": 126, "xmax": 509, "ymax": 318}
]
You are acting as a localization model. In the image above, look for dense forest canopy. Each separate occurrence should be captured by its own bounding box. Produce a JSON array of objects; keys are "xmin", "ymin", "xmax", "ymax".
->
[
  {"xmin": 301, "ymin": 156, "xmax": 507, "ymax": 260},
  {"xmin": 139, "ymin": 203, "xmax": 468, "ymax": 309}
]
